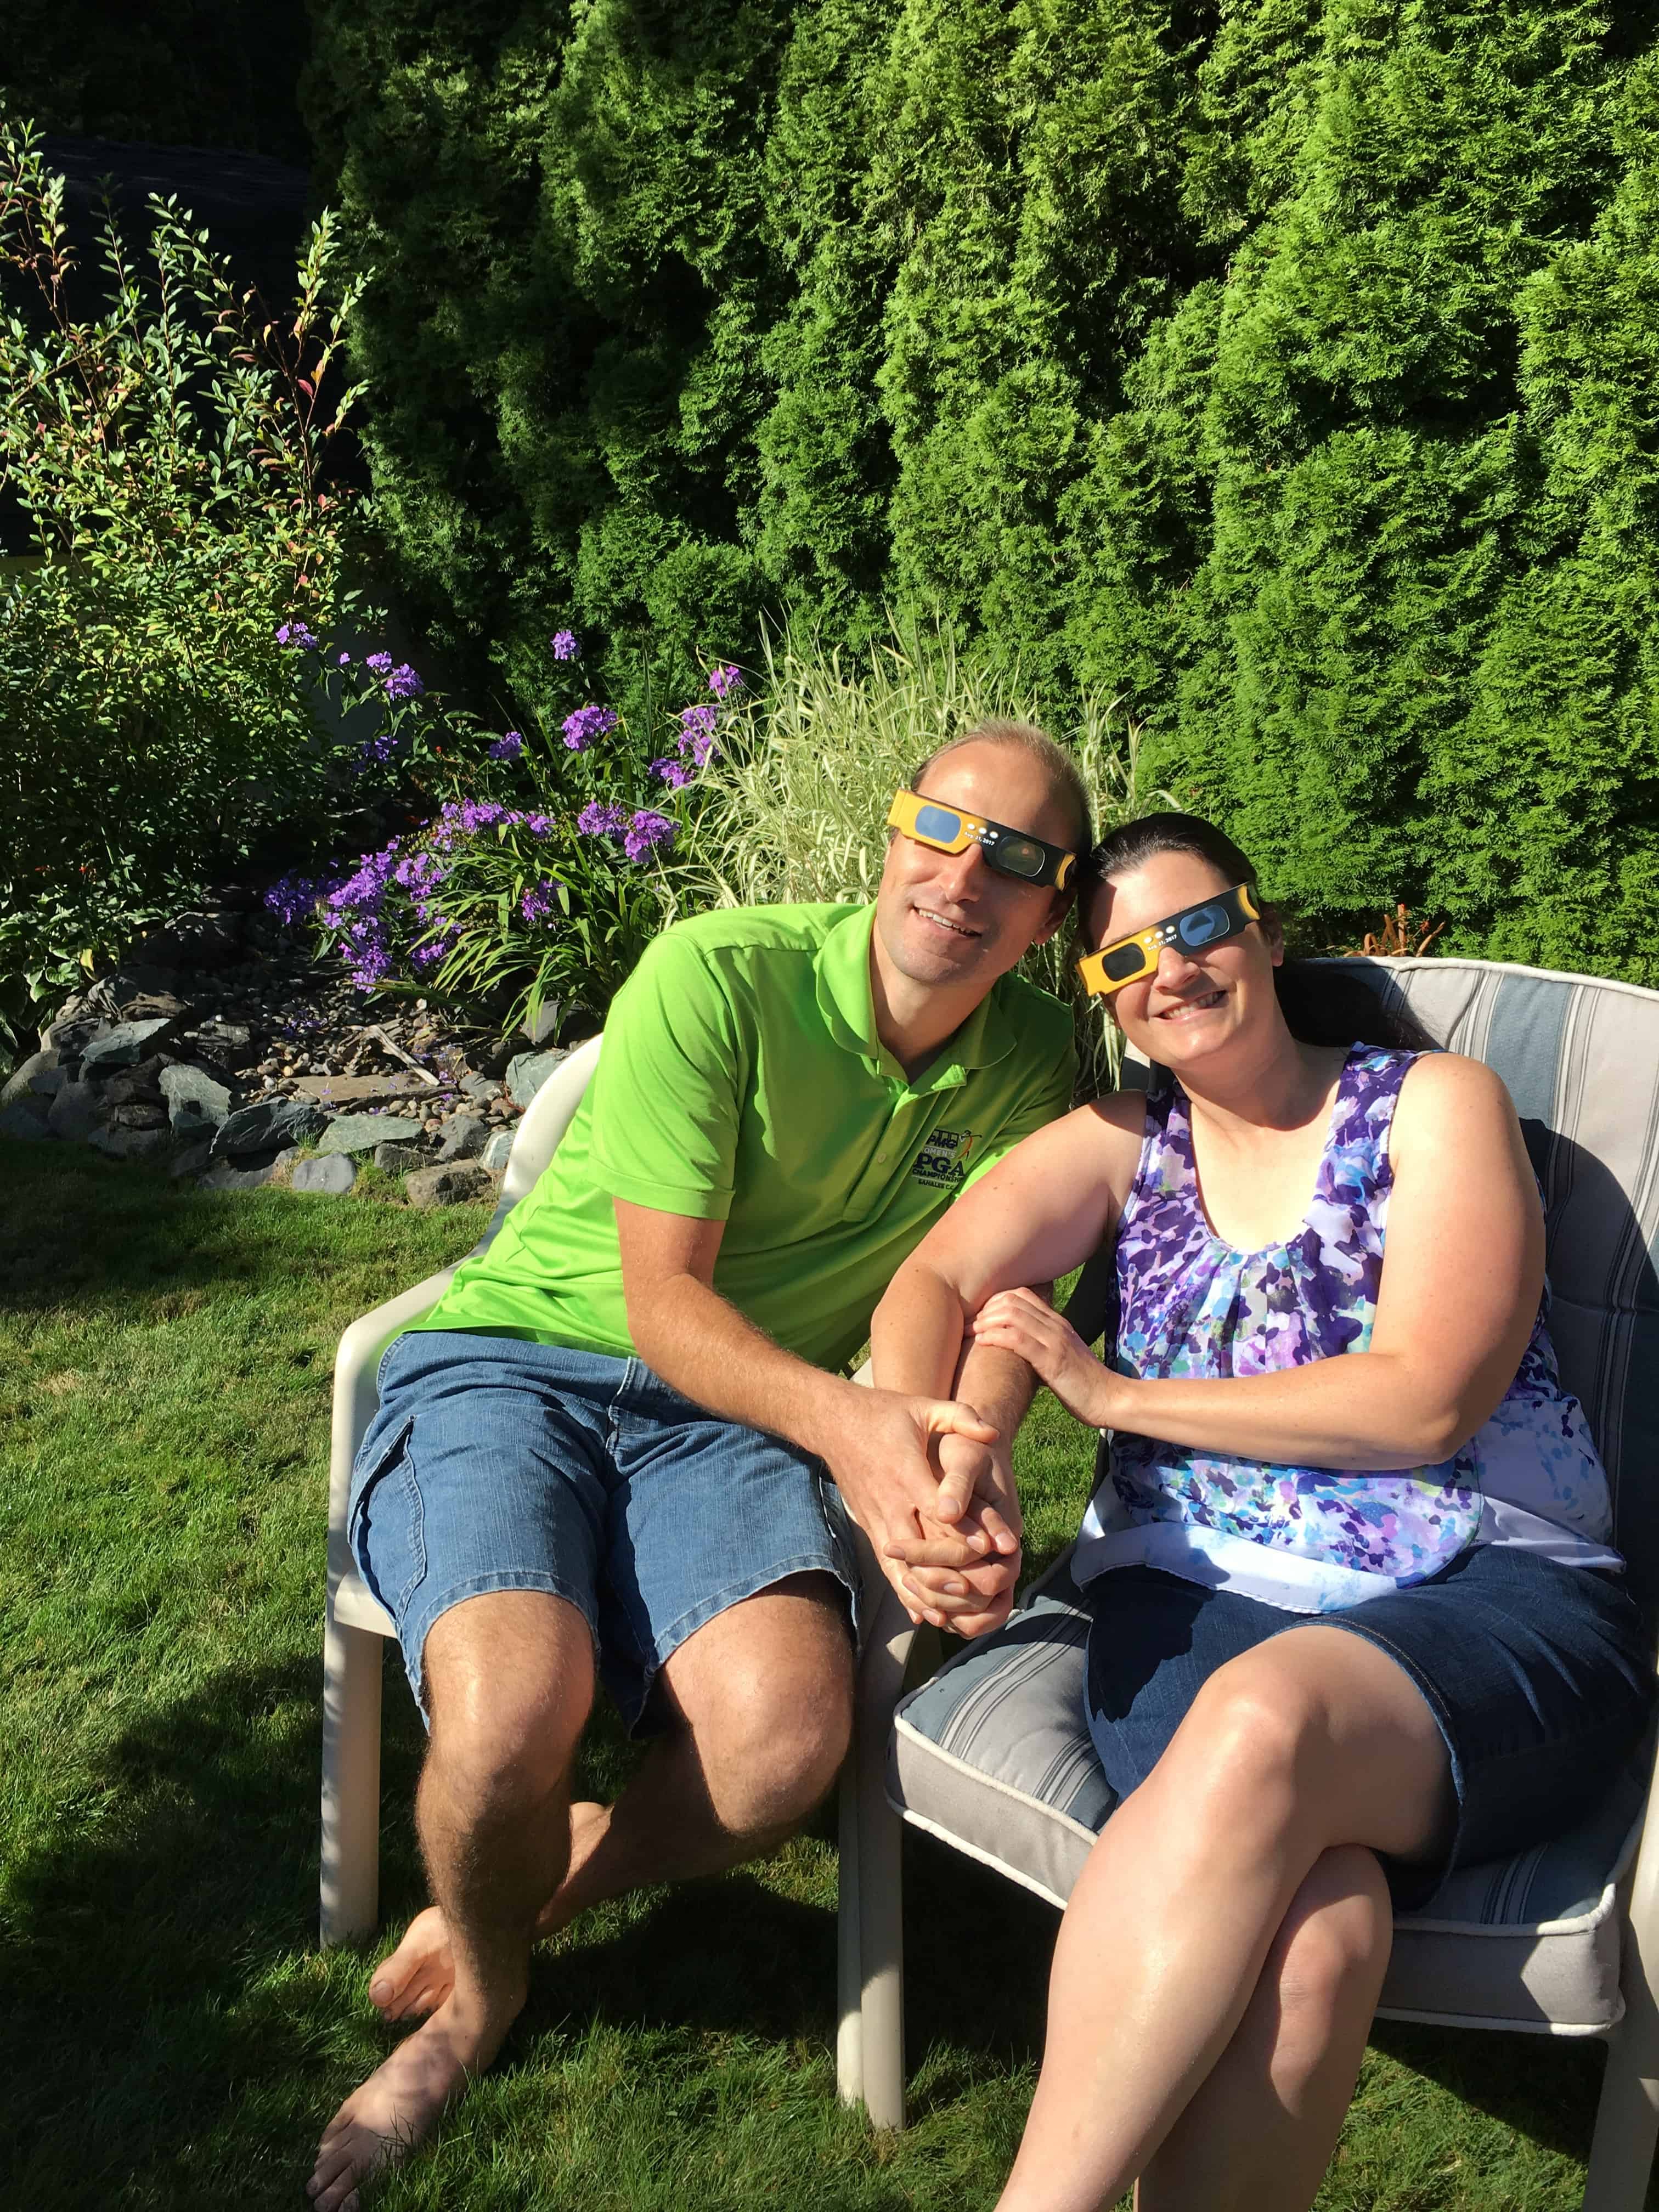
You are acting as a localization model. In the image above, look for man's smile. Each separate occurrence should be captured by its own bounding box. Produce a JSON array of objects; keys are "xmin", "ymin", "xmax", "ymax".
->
[{"xmin": 916, "ymin": 906, "xmax": 981, "ymax": 939}]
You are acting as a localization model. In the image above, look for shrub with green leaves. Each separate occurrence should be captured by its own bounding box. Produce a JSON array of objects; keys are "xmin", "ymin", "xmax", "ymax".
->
[
  {"xmin": 0, "ymin": 122, "xmax": 367, "ymax": 1010},
  {"xmin": 308, "ymin": 0, "xmax": 1659, "ymax": 984}
]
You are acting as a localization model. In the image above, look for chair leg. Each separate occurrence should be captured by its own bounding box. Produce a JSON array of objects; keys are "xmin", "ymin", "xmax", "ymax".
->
[
  {"xmin": 836, "ymin": 1766, "xmax": 865, "ymax": 2109},
  {"xmin": 319, "ymin": 1610, "xmax": 384, "ymax": 1946},
  {"xmin": 1583, "ymin": 1785, "xmax": 1659, "ymax": 2212}
]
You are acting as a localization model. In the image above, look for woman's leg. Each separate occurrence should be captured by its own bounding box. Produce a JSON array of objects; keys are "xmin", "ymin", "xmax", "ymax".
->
[
  {"xmin": 1135, "ymin": 1845, "xmax": 1393, "ymax": 2212},
  {"xmin": 995, "ymin": 1626, "xmax": 1453, "ymax": 2212}
]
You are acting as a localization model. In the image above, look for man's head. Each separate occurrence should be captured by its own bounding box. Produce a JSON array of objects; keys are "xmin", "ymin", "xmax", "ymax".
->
[{"xmin": 874, "ymin": 720, "xmax": 1091, "ymax": 1001}]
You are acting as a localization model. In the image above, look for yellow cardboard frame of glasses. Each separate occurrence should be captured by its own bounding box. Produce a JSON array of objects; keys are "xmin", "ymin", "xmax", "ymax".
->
[
  {"xmin": 1077, "ymin": 882, "xmax": 1261, "ymax": 998},
  {"xmin": 885, "ymin": 790, "xmax": 1076, "ymax": 890}
]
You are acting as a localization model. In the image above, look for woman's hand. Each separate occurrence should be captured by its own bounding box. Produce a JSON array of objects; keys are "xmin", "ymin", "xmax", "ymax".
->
[{"xmin": 970, "ymin": 1288, "xmax": 1124, "ymax": 1430}]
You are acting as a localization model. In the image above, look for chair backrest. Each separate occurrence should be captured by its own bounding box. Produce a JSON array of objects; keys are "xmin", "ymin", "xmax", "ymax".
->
[
  {"xmin": 472, "ymin": 1032, "xmax": 603, "ymax": 1256},
  {"xmin": 1339, "ymin": 957, "xmax": 1659, "ymax": 1604}
]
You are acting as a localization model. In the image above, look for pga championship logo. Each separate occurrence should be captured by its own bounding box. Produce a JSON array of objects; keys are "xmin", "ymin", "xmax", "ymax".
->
[{"xmin": 911, "ymin": 1126, "xmax": 975, "ymax": 1191}]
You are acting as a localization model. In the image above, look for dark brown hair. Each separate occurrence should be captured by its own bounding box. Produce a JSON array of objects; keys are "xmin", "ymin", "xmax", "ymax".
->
[{"xmin": 1086, "ymin": 812, "xmax": 1437, "ymax": 1053}]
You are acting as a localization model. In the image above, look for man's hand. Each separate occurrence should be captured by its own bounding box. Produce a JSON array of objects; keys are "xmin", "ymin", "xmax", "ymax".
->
[
  {"xmin": 969, "ymin": 1287, "xmax": 1123, "ymax": 1429},
  {"xmin": 822, "ymin": 1390, "xmax": 1018, "ymax": 1630},
  {"xmin": 890, "ymin": 1427, "xmax": 1023, "ymax": 1637}
]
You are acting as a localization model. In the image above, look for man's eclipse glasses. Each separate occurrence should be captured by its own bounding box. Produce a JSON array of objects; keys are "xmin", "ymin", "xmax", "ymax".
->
[
  {"xmin": 887, "ymin": 789, "xmax": 1076, "ymax": 890},
  {"xmin": 1077, "ymin": 882, "xmax": 1262, "ymax": 998}
]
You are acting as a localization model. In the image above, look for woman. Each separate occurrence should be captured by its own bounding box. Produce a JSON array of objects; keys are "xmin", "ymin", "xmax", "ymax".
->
[{"xmin": 870, "ymin": 813, "xmax": 1652, "ymax": 2212}]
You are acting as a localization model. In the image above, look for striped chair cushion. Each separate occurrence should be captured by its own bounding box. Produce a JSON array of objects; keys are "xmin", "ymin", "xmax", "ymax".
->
[{"xmin": 890, "ymin": 957, "xmax": 1659, "ymax": 2033}]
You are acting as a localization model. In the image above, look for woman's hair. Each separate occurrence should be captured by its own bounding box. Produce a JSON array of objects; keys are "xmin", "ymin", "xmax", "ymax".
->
[{"xmin": 1085, "ymin": 812, "xmax": 1439, "ymax": 1053}]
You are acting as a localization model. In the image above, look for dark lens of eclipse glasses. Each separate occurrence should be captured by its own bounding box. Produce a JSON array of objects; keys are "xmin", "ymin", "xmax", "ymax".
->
[
  {"xmin": 1101, "ymin": 940, "xmax": 1152, "ymax": 981},
  {"xmin": 1177, "ymin": 902, "xmax": 1230, "ymax": 947},
  {"xmin": 994, "ymin": 837, "xmax": 1046, "ymax": 879},
  {"xmin": 913, "ymin": 803, "xmax": 964, "ymax": 843}
]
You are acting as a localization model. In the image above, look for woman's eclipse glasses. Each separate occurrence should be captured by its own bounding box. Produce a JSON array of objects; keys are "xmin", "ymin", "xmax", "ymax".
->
[
  {"xmin": 1077, "ymin": 883, "xmax": 1262, "ymax": 998},
  {"xmin": 887, "ymin": 789, "xmax": 1076, "ymax": 890}
]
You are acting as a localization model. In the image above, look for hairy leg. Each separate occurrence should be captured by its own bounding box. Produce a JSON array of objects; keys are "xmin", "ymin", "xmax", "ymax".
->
[
  {"xmin": 310, "ymin": 1589, "xmax": 594, "ymax": 2211},
  {"xmin": 370, "ymin": 1572, "xmax": 853, "ymax": 2022},
  {"xmin": 995, "ymin": 1626, "xmax": 1453, "ymax": 2212},
  {"xmin": 1135, "ymin": 1844, "xmax": 1394, "ymax": 2212}
]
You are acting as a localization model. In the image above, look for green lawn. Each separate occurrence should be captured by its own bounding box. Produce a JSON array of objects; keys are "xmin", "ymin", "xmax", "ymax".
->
[{"xmin": 0, "ymin": 1137, "xmax": 1641, "ymax": 2209}]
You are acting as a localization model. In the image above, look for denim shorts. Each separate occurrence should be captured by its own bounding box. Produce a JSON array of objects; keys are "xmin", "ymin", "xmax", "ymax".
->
[
  {"xmin": 1083, "ymin": 1545, "xmax": 1655, "ymax": 1908},
  {"xmin": 349, "ymin": 1329, "xmax": 861, "ymax": 1730}
]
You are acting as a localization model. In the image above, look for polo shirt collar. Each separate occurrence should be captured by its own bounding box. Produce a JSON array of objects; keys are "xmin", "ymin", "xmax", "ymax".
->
[{"xmin": 814, "ymin": 904, "xmax": 1019, "ymax": 1090}]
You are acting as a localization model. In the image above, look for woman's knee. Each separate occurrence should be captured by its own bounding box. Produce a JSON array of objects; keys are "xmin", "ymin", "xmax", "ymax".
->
[
  {"xmin": 1165, "ymin": 1652, "xmax": 1328, "ymax": 1827},
  {"xmin": 1270, "ymin": 1846, "xmax": 1393, "ymax": 2022}
]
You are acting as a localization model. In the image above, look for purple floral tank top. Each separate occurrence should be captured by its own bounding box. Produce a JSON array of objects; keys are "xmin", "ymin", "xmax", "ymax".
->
[{"xmin": 1071, "ymin": 1046, "xmax": 1618, "ymax": 1613}]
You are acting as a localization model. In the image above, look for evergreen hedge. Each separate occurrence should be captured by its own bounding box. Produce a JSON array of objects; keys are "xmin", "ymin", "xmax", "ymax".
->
[{"xmin": 307, "ymin": 0, "xmax": 1659, "ymax": 980}]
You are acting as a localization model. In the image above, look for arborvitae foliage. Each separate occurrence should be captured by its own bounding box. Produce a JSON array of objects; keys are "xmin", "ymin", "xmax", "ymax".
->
[{"xmin": 311, "ymin": 0, "xmax": 1659, "ymax": 979}]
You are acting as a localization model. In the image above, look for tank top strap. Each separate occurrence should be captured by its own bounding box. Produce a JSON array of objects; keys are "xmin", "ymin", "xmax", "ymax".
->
[{"xmin": 1124, "ymin": 1068, "xmax": 1195, "ymax": 1221}]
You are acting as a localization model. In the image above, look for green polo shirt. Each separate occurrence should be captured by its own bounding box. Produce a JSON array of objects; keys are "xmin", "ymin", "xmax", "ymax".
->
[{"xmin": 410, "ymin": 902, "xmax": 1075, "ymax": 1373}]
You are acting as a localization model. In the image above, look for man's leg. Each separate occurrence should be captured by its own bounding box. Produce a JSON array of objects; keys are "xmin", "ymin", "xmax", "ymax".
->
[
  {"xmin": 309, "ymin": 1589, "xmax": 595, "ymax": 2212},
  {"xmin": 370, "ymin": 1571, "xmax": 853, "ymax": 2019}
]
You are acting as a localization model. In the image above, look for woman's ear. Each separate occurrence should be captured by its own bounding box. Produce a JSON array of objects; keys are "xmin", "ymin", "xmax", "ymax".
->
[{"xmin": 1260, "ymin": 899, "xmax": 1286, "ymax": 968}]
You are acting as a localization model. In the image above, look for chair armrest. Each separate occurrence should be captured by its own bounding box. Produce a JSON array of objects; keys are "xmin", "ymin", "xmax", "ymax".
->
[{"xmin": 327, "ymin": 1268, "xmax": 457, "ymax": 1579}]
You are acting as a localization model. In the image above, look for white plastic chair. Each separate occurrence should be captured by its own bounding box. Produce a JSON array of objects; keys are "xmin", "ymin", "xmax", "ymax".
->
[{"xmin": 318, "ymin": 1028, "xmax": 913, "ymax": 2120}]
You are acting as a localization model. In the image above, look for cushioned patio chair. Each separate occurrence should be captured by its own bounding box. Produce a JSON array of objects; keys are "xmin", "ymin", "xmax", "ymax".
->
[
  {"xmin": 879, "ymin": 956, "xmax": 1659, "ymax": 2206},
  {"xmin": 319, "ymin": 1029, "xmax": 909, "ymax": 2118}
]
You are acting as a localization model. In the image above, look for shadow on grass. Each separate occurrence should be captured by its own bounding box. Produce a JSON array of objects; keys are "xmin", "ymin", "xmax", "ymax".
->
[
  {"xmin": 2, "ymin": 1621, "xmax": 1633, "ymax": 2207},
  {"xmin": 0, "ymin": 1138, "xmax": 483, "ymax": 1327}
]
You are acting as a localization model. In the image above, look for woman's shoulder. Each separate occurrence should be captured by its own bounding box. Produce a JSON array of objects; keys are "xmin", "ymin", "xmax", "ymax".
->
[{"xmin": 1390, "ymin": 1049, "xmax": 1522, "ymax": 1157}]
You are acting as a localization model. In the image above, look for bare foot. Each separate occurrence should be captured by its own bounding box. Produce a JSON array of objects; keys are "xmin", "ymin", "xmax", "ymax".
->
[
  {"xmin": 308, "ymin": 1994, "xmax": 512, "ymax": 2211},
  {"xmin": 369, "ymin": 1802, "xmax": 610, "ymax": 2023}
]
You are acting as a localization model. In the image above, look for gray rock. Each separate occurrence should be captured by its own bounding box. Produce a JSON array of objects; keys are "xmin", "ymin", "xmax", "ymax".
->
[
  {"xmin": 2, "ymin": 1049, "xmax": 60, "ymax": 1107},
  {"xmin": 47, "ymin": 1081, "xmax": 104, "ymax": 1143},
  {"xmin": 505, "ymin": 1048, "xmax": 568, "ymax": 1109},
  {"xmin": 30, "ymin": 1066, "xmax": 66, "ymax": 1098},
  {"xmin": 372, "ymin": 1139, "xmax": 427, "ymax": 1174},
  {"xmin": 480, "ymin": 1129, "xmax": 515, "ymax": 1173},
  {"xmin": 132, "ymin": 911, "xmax": 242, "ymax": 970},
  {"xmin": 0, "ymin": 1097, "xmax": 50, "ymax": 1140},
  {"xmin": 520, "ymin": 998, "xmax": 562, "ymax": 1046},
  {"xmin": 210, "ymin": 1097, "xmax": 331, "ymax": 1160},
  {"xmin": 199, "ymin": 1158, "xmax": 278, "ymax": 1192},
  {"xmin": 317, "ymin": 1111, "xmax": 424, "ymax": 1156},
  {"xmin": 102, "ymin": 1059, "xmax": 166, "ymax": 1105},
  {"xmin": 88, "ymin": 1124, "xmax": 174, "ymax": 1162},
  {"xmin": 108, "ymin": 1099, "xmax": 170, "ymax": 1131},
  {"xmin": 80, "ymin": 1018, "xmax": 183, "ymax": 1076},
  {"xmin": 460, "ymin": 1071, "xmax": 501, "ymax": 1103},
  {"xmin": 291, "ymin": 1152, "xmax": 358, "ymax": 1196},
  {"xmin": 160, "ymin": 1063, "xmax": 234, "ymax": 1134},
  {"xmin": 404, "ymin": 1161, "xmax": 494, "ymax": 1209},
  {"xmin": 170, "ymin": 1138, "xmax": 214, "ymax": 1180},
  {"xmin": 437, "ymin": 1113, "xmax": 489, "ymax": 1162},
  {"xmin": 114, "ymin": 990, "xmax": 196, "ymax": 1029},
  {"xmin": 105, "ymin": 965, "xmax": 185, "ymax": 1005}
]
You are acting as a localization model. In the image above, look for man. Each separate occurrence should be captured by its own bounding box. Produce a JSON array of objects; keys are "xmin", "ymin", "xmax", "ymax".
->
[{"xmin": 308, "ymin": 720, "xmax": 1087, "ymax": 2212}]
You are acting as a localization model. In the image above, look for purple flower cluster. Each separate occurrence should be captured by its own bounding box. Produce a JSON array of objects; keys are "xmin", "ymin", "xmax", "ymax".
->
[
  {"xmin": 675, "ymin": 702, "xmax": 719, "ymax": 768},
  {"xmin": 550, "ymin": 629, "xmax": 580, "ymax": 661},
  {"xmin": 263, "ymin": 866, "xmax": 345, "ymax": 927},
  {"xmin": 275, "ymin": 620, "xmax": 319, "ymax": 650},
  {"xmin": 562, "ymin": 703, "xmax": 618, "ymax": 752},
  {"xmin": 651, "ymin": 755, "xmax": 691, "ymax": 789},
  {"xmin": 577, "ymin": 801, "xmax": 677, "ymax": 861},
  {"xmin": 357, "ymin": 728, "xmax": 404, "ymax": 769},
  {"xmin": 708, "ymin": 663, "xmax": 743, "ymax": 701},
  {"xmin": 324, "ymin": 839, "xmax": 404, "ymax": 989},
  {"xmin": 362, "ymin": 652, "xmax": 425, "ymax": 701},
  {"xmin": 624, "ymin": 810, "xmax": 678, "ymax": 862},
  {"xmin": 520, "ymin": 878, "xmax": 561, "ymax": 925},
  {"xmin": 489, "ymin": 729, "xmax": 526, "ymax": 761},
  {"xmin": 365, "ymin": 652, "xmax": 393, "ymax": 675},
  {"xmin": 429, "ymin": 799, "xmax": 555, "ymax": 848}
]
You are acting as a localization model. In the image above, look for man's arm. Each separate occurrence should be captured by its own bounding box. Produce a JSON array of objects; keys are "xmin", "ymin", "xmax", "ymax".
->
[{"xmin": 614, "ymin": 1200, "xmax": 1012, "ymax": 1626}]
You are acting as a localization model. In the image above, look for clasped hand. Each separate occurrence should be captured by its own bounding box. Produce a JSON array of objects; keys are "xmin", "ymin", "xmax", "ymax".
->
[{"xmin": 827, "ymin": 1389, "xmax": 1022, "ymax": 1638}]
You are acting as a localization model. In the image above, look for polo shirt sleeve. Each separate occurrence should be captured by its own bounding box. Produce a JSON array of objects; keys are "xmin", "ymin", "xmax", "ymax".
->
[
  {"xmin": 960, "ymin": 1007, "xmax": 1076, "ymax": 1192},
  {"xmin": 586, "ymin": 927, "xmax": 745, "ymax": 1221}
]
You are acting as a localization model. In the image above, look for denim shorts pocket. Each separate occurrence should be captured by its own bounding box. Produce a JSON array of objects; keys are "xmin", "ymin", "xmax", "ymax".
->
[{"xmin": 348, "ymin": 1415, "xmax": 427, "ymax": 1620}]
